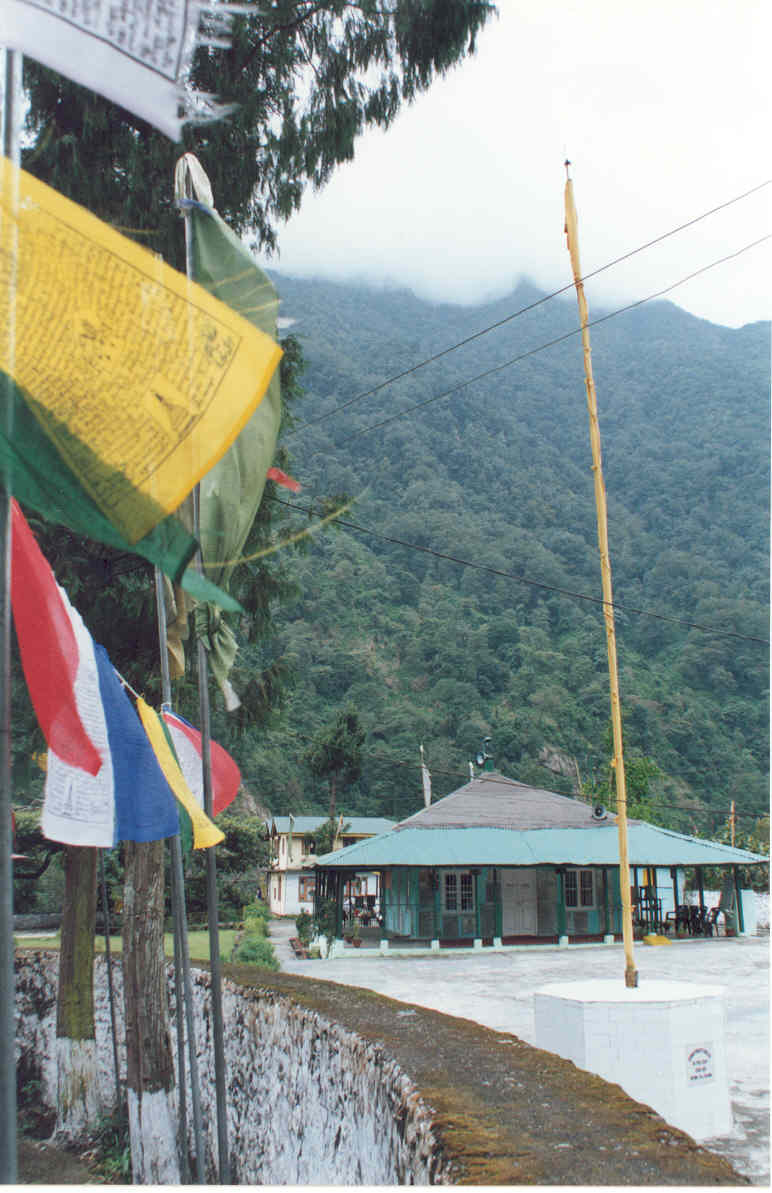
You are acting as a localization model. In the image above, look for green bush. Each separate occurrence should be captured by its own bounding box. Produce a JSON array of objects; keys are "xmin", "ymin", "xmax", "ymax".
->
[
  {"xmin": 244, "ymin": 899, "xmax": 271, "ymax": 924},
  {"xmin": 233, "ymin": 933, "xmax": 279, "ymax": 970},
  {"xmin": 295, "ymin": 909, "xmax": 313, "ymax": 946}
]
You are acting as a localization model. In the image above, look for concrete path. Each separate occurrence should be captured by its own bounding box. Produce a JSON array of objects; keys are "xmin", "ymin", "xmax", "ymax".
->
[{"xmin": 269, "ymin": 918, "xmax": 769, "ymax": 1185}]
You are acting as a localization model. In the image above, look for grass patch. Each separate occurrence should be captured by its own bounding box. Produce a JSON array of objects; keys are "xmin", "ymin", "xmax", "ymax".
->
[{"xmin": 15, "ymin": 929, "xmax": 239, "ymax": 960}]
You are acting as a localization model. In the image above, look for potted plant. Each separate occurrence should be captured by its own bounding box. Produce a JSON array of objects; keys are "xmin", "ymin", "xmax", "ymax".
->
[{"xmin": 351, "ymin": 919, "xmax": 362, "ymax": 948}]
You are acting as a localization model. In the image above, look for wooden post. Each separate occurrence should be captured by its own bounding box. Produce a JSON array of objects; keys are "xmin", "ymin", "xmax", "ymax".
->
[
  {"xmin": 556, "ymin": 869, "xmax": 567, "ymax": 938},
  {"xmin": 733, "ymin": 867, "xmax": 745, "ymax": 933},
  {"xmin": 602, "ymin": 868, "xmax": 610, "ymax": 936},
  {"xmin": 564, "ymin": 163, "xmax": 637, "ymax": 986}
]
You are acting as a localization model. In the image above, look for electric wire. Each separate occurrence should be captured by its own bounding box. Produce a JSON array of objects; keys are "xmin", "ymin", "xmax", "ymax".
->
[
  {"xmin": 300, "ymin": 234, "xmax": 771, "ymax": 460},
  {"xmin": 287, "ymin": 179, "xmax": 772, "ymax": 438},
  {"xmin": 243, "ymin": 746, "xmax": 765, "ymax": 837},
  {"xmin": 268, "ymin": 496, "xmax": 770, "ymax": 646}
]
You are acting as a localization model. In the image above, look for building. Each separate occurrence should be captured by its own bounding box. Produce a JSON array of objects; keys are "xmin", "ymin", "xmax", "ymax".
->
[
  {"xmin": 313, "ymin": 772, "xmax": 766, "ymax": 947},
  {"xmin": 266, "ymin": 814, "xmax": 395, "ymax": 917}
]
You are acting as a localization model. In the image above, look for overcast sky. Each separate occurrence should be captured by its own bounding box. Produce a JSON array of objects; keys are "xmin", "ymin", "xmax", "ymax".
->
[{"xmin": 263, "ymin": 0, "xmax": 770, "ymax": 330}]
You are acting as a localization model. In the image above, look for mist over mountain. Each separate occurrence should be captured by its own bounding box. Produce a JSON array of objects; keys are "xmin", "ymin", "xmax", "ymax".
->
[{"xmin": 238, "ymin": 274, "xmax": 769, "ymax": 837}]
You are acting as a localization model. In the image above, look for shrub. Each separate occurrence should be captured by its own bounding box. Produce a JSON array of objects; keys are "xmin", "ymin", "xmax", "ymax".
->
[
  {"xmin": 243, "ymin": 899, "xmax": 271, "ymax": 923},
  {"xmin": 233, "ymin": 933, "xmax": 279, "ymax": 970},
  {"xmin": 314, "ymin": 897, "xmax": 338, "ymax": 947},
  {"xmin": 295, "ymin": 909, "xmax": 313, "ymax": 946}
]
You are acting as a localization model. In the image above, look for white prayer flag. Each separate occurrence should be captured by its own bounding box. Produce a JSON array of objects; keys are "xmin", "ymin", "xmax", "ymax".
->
[{"xmin": 0, "ymin": 0, "xmax": 229, "ymax": 140}]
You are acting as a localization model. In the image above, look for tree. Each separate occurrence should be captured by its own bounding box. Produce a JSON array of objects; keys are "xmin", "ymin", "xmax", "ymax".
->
[
  {"xmin": 22, "ymin": 2, "xmax": 494, "ymax": 266},
  {"xmin": 122, "ymin": 840, "xmax": 179, "ymax": 1184},
  {"xmin": 305, "ymin": 711, "xmax": 365, "ymax": 819},
  {"xmin": 54, "ymin": 847, "xmax": 101, "ymax": 1142},
  {"xmin": 312, "ymin": 816, "xmax": 351, "ymax": 857}
]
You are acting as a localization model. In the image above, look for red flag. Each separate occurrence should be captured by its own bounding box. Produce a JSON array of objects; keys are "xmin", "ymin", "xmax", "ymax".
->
[
  {"xmin": 161, "ymin": 709, "xmax": 240, "ymax": 816},
  {"xmin": 266, "ymin": 467, "xmax": 301, "ymax": 493},
  {"xmin": 11, "ymin": 501, "xmax": 102, "ymax": 775}
]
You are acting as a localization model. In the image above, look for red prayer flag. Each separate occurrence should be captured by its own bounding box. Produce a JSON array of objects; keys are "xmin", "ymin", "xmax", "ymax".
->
[
  {"xmin": 266, "ymin": 467, "xmax": 301, "ymax": 494},
  {"xmin": 161, "ymin": 708, "xmax": 241, "ymax": 816},
  {"xmin": 11, "ymin": 501, "xmax": 102, "ymax": 775}
]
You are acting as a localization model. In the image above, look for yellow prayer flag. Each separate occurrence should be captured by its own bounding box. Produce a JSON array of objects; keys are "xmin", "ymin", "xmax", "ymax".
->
[
  {"xmin": 564, "ymin": 175, "xmax": 583, "ymax": 285},
  {"xmin": 0, "ymin": 157, "xmax": 282, "ymax": 544},
  {"xmin": 136, "ymin": 697, "xmax": 224, "ymax": 850}
]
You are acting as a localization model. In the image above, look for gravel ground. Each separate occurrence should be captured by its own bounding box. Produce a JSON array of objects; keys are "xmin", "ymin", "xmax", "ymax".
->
[{"xmin": 272, "ymin": 920, "xmax": 769, "ymax": 1185}]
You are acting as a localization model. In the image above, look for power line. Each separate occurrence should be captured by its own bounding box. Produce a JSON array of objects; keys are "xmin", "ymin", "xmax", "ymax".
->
[
  {"xmin": 301, "ymin": 234, "xmax": 771, "ymax": 460},
  {"xmin": 288, "ymin": 180, "xmax": 772, "ymax": 438},
  {"xmin": 268, "ymin": 496, "xmax": 770, "ymax": 646},
  {"xmin": 242, "ymin": 745, "xmax": 766, "ymax": 836}
]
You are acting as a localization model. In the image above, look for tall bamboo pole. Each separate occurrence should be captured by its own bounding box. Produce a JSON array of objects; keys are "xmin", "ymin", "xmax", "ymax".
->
[
  {"xmin": 0, "ymin": 47, "xmax": 20, "ymax": 1182},
  {"xmin": 564, "ymin": 162, "xmax": 638, "ymax": 988}
]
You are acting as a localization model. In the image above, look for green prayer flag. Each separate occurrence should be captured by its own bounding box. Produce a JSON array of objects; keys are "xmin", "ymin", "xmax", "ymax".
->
[
  {"xmin": 182, "ymin": 200, "xmax": 283, "ymax": 701},
  {"xmin": 0, "ymin": 374, "xmax": 241, "ymax": 611}
]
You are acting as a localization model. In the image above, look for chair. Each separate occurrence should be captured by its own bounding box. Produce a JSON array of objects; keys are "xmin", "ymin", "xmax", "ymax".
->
[
  {"xmin": 689, "ymin": 906, "xmax": 705, "ymax": 935},
  {"xmin": 703, "ymin": 907, "xmax": 720, "ymax": 937}
]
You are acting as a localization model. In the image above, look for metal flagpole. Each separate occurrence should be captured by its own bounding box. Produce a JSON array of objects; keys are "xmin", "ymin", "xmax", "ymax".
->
[
  {"xmin": 0, "ymin": 46, "xmax": 21, "ymax": 1184},
  {"xmin": 563, "ymin": 161, "xmax": 638, "ymax": 988},
  {"xmin": 153, "ymin": 567, "xmax": 206, "ymax": 1183},
  {"xmin": 177, "ymin": 159, "xmax": 230, "ymax": 1184},
  {"xmin": 98, "ymin": 850, "xmax": 123, "ymax": 1119}
]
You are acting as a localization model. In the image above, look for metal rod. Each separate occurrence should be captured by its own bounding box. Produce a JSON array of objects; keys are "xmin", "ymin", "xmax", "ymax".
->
[
  {"xmin": 153, "ymin": 566, "xmax": 206, "ymax": 1184},
  {"xmin": 179, "ymin": 178, "xmax": 229, "ymax": 1181},
  {"xmin": 192, "ymin": 486, "xmax": 230, "ymax": 1184},
  {"xmin": 170, "ymin": 866, "xmax": 189, "ymax": 1183},
  {"xmin": 0, "ymin": 46, "xmax": 20, "ymax": 1184},
  {"xmin": 564, "ymin": 163, "xmax": 637, "ymax": 987},
  {"xmin": 98, "ymin": 851, "xmax": 122, "ymax": 1119}
]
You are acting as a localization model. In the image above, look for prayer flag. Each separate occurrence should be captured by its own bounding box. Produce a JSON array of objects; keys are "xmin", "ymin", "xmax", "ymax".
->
[
  {"xmin": 136, "ymin": 699, "xmax": 225, "ymax": 849},
  {"xmin": 170, "ymin": 163, "xmax": 286, "ymax": 702},
  {"xmin": 0, "ymin": 157, "xmax": 282, "ymax": 546},
  {"xmin": 1, "ymin": 381, "xmax": 240, "ymax": 610},
  {"xmin": 266, "ymin": 467, "xmax": 302, "ymax": 494},
  {"xmin": 43, "ymin": 645, "xmax": 180, "ymax": 846},
  {"xmin": 11, "ymin": 500, "xmax": 101, "ymax": 776},
  {"xmin": 420, "ymin": 744, "xmax": 432, "ymax": 809},
  {"xmin": 0, "ymin": 0, "xmax": 229, "ymax": 141},
  {"xmin": 160, "ymin": 708, "xmax": 241, "ymax": 817}
]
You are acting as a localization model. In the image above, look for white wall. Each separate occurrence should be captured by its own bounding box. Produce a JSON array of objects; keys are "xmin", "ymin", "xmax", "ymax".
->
[{"xmin": 15, "ymin": 953, "xmax": 453, "ymax": 1184}]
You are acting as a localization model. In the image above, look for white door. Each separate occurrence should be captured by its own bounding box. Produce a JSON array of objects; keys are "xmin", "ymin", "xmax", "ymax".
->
[{"xmin": 501, "ymin": 869, "xmax": 538, "ymax": 935}]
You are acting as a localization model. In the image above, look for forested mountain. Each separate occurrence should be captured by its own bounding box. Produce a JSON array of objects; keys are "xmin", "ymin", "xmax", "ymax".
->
[{"xmin": 233, "ymin": 275, "xmax": 769, "ymax": 840}]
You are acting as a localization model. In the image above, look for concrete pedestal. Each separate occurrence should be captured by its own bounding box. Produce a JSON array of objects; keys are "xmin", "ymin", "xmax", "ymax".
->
[{"xmin": 534, "ymin": 979, "xmax": 732, "ymax": 1141}]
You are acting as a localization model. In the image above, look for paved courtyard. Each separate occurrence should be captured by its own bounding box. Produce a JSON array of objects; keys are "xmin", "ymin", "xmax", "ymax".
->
[{"xmin": 272, "ymin": 921, "xmax": 769, "ymax": 1185}]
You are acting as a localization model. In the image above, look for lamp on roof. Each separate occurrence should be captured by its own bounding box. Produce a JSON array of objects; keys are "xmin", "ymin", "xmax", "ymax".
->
[{"xmin": 473, "ymin": 737, "xmax": 494, "ymax": 773}]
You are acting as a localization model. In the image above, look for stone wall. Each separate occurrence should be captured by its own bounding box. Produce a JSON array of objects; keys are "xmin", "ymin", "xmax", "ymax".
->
[{"xmin": 14, "ymin": 953, "xmax": 451, "ymax": 1184}]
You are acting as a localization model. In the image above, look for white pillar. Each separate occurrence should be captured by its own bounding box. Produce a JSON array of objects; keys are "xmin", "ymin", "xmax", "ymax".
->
[{"xmin": 534, "ymin": 979, "xmax": 732, "ymax": 1141}]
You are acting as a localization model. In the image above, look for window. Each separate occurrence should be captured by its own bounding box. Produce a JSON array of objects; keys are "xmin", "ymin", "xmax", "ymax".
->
[
  {"xmin": 565, "ymin": 868, "xmax": 595, "ymax": 908},
  {"xmin": 443, "ymin": 870, "xmax": 476, "ymax": 913},
  {"xmin": 298, "ymin": 877, "xmax": 316, "ymax": 902}
]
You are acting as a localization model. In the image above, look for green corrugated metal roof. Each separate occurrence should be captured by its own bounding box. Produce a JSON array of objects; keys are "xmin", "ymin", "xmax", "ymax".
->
[{"xmin": 315, "ymin": 822, "xmax": 767, "ymax": 869}]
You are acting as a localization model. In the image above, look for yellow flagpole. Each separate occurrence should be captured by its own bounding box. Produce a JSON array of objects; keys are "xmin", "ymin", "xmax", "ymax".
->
[{"xmin": 563, "ymin": 161, "xmax": 638, "ymax": 988}]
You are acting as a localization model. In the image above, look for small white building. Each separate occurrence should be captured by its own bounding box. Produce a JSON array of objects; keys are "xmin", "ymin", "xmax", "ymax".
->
[{"xmin": 266, "ymin": 815, "xmax": 395, "ymax": 917}]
